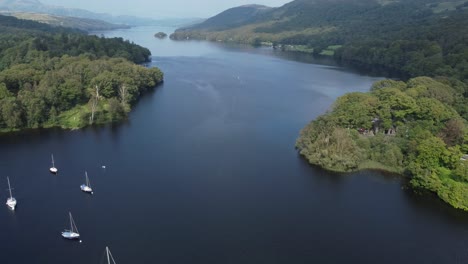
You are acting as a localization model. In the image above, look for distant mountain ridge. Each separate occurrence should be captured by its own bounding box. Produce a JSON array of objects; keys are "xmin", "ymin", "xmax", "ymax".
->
[
  {"xmin": 0, "ymin": 0, "xmax": 41, "ymax": 8},
  {"xmin": 0, "ymin": 0, "xmax": 107, "ymax": 20},
  {"xmin": 0, "ymin": 0, "xmax": 194, "ymax": 26},
  {"xmin": 181, "ymin": 5, "xmax": 272, "ymax": 31},
  {"xmin": 0, "ymin": 11, "xmax": 130, "ymax": 31}
]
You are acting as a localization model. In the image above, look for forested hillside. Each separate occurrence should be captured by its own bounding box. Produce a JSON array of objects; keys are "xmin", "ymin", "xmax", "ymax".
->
[
  {"xmin": 171, "ymin": 0, "xmax": 468, "ymax": 81},
  {"xmin": 0, "ymin": 15, "xmax": 163, "ymax": 132},
  {"xmin": 178, "ymin": 5, "xmax": 272, "ymax": 31}
]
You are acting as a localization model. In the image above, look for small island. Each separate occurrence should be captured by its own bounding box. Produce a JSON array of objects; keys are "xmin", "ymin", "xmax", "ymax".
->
[
  {"xmin": 296, "ymin": 77, "xmax": 468, "ymax": 211},
  {"xmin": 154, "ymin": 32, "xmax": 167, "ymax": 39}
]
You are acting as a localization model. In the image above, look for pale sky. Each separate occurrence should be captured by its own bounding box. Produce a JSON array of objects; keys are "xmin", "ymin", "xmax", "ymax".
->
[{"xmin": 39, "ymin": 0, "xmax": 291, "ymax": 18}]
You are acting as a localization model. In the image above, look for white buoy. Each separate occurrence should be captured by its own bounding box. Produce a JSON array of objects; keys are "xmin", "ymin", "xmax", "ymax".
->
[
  {"xmin": 79, "ymin": 240, "xmax": 82, "ymax": 243},
  {"xmin": 101, "ymin": 165, "xmax": 106, "ymax": 169}
]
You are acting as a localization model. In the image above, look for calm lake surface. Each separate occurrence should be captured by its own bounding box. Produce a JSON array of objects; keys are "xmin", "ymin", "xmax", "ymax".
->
[{"xmin": 1, "ymin": 26, "xmax": 468, "ymax": 264}]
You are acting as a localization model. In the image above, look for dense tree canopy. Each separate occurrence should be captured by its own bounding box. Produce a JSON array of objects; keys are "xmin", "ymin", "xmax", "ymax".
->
[
  {"xmin": 0, "ymin": 15, "xmax": 163, "ymax": 132},
  {"xmin": 296, "ymin": 77, "xmax": 468, "ymax": 210}
]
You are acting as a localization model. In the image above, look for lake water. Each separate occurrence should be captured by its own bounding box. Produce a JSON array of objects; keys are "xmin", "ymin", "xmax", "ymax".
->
[{"xmin": 1, "ymin": 26, "xmax": 468, "ymax": 264}]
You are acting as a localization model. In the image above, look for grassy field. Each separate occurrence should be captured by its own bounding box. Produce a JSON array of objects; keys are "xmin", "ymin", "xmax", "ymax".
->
[
  {"xmin": 319, "ymin": 45, "xmax": 343, "ymax": 56},
  {"xmin": 55, "ymin": 106, "xmax": 88, "ymax": 129}
]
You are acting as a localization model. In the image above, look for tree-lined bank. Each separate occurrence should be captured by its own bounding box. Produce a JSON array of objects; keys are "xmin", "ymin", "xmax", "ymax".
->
[{"xmin": 0, "ymin": 15, "xmax": 163, "ymax": 132}]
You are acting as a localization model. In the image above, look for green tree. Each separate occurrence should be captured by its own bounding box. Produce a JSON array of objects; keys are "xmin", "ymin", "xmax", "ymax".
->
[
  {"xmin": 373, "ymin": 87, "xmax": 418, "ymax": 128},
  {"xmin": 107, "ymin": 98, "xmax": 126, "ymax": 122},
  {"xmin": 0, "ymin": 97, "xmax": 23, "ymax": 129},
  {"xmin": 331, "ymin": 92, "xmax": 378, "ymax": 129}
]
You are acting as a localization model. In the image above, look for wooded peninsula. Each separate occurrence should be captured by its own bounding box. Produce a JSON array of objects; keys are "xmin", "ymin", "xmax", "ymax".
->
[
  {"xmin": 296, "ymin": 77, "xmax": 468, "ymax": 210},
  {"xmin": 0, "ymin": 15, "xmax": 163, "ymax": 132}
]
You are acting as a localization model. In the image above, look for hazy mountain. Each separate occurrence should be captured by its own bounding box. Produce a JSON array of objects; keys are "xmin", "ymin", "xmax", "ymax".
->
[
  {"xmin": 0, "ymin": 11, "xmax": 130, "ymax": 31},
  {"xmin": 0, "ymin": 0, "xmax": 106, "ymax": 20},
  {"xmin": 0, "ymin": 0, "xmax": 197, "ymax": 26},
  {"xmin": 0, "ymin": 0, "xmax": 41, "ymax": 9}
]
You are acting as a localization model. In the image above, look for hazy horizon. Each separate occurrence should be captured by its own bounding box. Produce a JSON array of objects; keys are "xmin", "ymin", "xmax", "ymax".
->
[{"xmin": 39, "ymin": 0, "xmax": 291, "ymax": 18}]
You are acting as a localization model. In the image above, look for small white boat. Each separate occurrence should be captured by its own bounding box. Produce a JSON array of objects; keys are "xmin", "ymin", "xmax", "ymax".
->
[
  {"xmin": 61, "ymin": 212, "xmax": 80, "ymax": 240},
  {"xmin": 49, "ymin": 154, "xmax": 58, "ymax": 174},
  {"xmin": 80, "ymin": 171, "xmax": 93, "ymax": 194},
  {"xmin": 6, "ymin": 177, "xmax": 16, "ymax": 210},
  {"xmin": 105, "ymin": 246, "xmax": 117, "ymax": 264}
]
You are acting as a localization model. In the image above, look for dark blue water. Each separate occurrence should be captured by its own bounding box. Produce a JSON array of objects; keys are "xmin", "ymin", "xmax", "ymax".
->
[{"xmin": 1, "ymin": 26, "xmax": 468, "ymax": 264}]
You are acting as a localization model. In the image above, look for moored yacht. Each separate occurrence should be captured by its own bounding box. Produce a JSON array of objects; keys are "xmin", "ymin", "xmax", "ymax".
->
[
  {"xmin": 6, "ymin": 177, "xmax": 16, "ymax": 210},
  {"xmin": 61, "ymin": 212, "xmax": 80, "ymax": 240},
  {"xmin": 49, "ymin": 154, "xmax": 58, "ymax": 174},
  {"xmin": 80, "ymin": 171, "xmax": 93, "ymax": 194}
]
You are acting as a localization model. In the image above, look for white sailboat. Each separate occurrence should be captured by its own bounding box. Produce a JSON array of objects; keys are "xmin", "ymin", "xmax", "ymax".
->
[
  {"xmin": 105, "ymin": 247, "xmax": 117, "ymax": 264},
  {"xmin": 80, "ymin": 171, "xmax": 93, "ymax": 194},
  {"xmin": 6, "ymin": 177, "xmax": 17, "ymax": 210},
  {"xmin": 61, "ymin": 212, "xmax": 80, "ymax": 240},
  {"xmin": 49, "ymin": 154, "xmax": 58, "ymax": 174}
]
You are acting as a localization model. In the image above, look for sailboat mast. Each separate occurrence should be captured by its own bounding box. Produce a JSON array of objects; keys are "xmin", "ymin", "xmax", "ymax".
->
[
  {"xmin": 71, "ymin": 213, "xmax": 79, "ymax": 234},
  {"xmin": 51, "ymin": 154, "xmax": 55, "ymax": 167},
  {"xmin": 106, "ymin": 247, "xmax": 111, "ymax": 264},
  {"xmin": 105, "ymin": 246, "xmax": 116, "ymax": 264},
  {"xmin": 7, "ymin": 177, "xmax": 12, "ymax": 199},
  {"xmin": 69, "ymin": 212, "xmax": 73, "ymax": 231},
  {"xmin": 85, "ymin": 171, "xmax": 90, "ymax": 187}
]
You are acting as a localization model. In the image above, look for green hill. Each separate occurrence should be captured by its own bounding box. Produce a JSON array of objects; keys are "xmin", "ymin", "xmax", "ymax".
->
[
  {"xmin": 171, "ymin": 0, "xmax": 468, "ymax": 81},
  {"xmin": 180, "ymin": 5, "xmax": 272, "ymax": 31}
]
